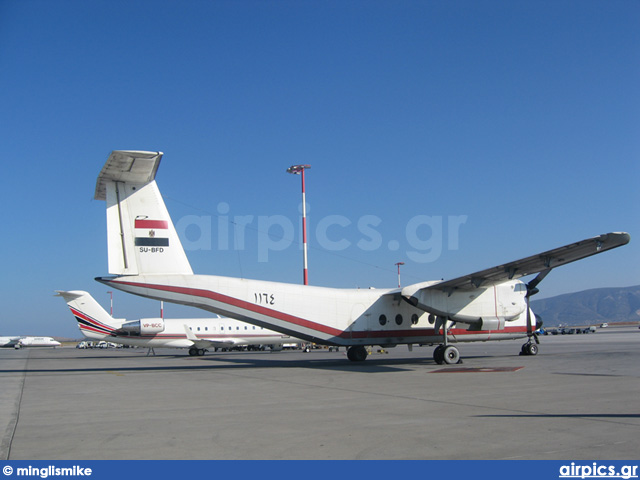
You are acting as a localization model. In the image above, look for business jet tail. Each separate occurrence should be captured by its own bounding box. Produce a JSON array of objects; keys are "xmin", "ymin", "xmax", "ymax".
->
[
  {"xmin": 56, "ymin": 290, "xmax": 120, "ymax": 338},
  {"xmin": 94, "ymin": 150, "xmax": 193, "ymax": 276}
]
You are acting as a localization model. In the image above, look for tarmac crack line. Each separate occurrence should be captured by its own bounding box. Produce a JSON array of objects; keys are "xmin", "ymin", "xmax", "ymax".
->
[{"xmin": 0, "ymin": 350, "xmax": 29, "ymax": 460}]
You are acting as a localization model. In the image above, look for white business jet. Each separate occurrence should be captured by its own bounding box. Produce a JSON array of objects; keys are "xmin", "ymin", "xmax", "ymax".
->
[
  {"xmin": 93, "ymin": 151, "xmax": 630, "ymax": 364},
  {"xmin": 57, "ymin": 290, "xmax": 300, "ymax": 356}
]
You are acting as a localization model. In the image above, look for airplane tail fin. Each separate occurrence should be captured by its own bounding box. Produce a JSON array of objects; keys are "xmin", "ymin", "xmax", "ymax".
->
[
  {"xmin": 94, "ymin": 150, "xmax": 193, "ymax": 276},
  {"xmin": 56, "ymin": 290, "xmax": 121, "ymax": 338}
]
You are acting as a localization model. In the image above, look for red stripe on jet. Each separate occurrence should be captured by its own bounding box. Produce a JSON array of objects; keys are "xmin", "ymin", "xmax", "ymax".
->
[
  {"xmin": 70, "ymin": 307, "xmax": 116, "ymax": 333},
  {"xmin": 135, "ymin": 219, "xmax": 168, "ymax": 229}
]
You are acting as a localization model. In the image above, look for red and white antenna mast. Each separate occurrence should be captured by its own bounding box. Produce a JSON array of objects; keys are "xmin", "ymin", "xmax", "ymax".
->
[{"xmin": 287, "ymin": 164, "xmax": 311, "ymax": 285}]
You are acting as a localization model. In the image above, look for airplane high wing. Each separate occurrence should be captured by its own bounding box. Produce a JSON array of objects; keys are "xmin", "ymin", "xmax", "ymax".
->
[
  {"xmin": 402, "ymin": 232, "xmax": 630, "ymax": 296},
  {"xmin": 93, "ymin": 150, "xmax": 632, "ymax": 365}
]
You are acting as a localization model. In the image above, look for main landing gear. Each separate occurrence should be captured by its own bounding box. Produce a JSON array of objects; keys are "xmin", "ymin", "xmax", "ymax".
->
[
  {"xmin": 433, "ymin": 316, "xmax": 462, "ymax": 365},
  {"xmin": 188, "ymin": 347, "xmax": 207, "ymax": 356},
  {"xmin": 433, "ymin": 345, "xmax": 461, "ymax": 365},
  {"xmin": 346, "ymin": 345, "xmax": 368, "ymax": 362}
]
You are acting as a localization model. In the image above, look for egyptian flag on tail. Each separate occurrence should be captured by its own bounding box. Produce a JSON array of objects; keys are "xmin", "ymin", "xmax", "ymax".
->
[{"xmin": 134, "ymin": 218, "xmax": 170, "ymax": 247}]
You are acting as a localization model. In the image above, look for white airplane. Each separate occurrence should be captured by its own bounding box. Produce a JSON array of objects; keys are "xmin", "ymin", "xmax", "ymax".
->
[
  {"xmin": 57, "ymin": 290, "xmax": 301, "ymax": 355},
  {"xmin": 93, "ymin": 151, "xmax": 631, "ymax": 364},
  {"xmin": 0, "ymin": 336, "xmax": 61, "ymax": 349}
]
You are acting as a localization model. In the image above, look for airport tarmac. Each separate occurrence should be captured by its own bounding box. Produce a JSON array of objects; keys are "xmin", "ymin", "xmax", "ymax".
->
[{"xmin": 1, "ymin": 326, "xmax": 639, "ymax": 460}]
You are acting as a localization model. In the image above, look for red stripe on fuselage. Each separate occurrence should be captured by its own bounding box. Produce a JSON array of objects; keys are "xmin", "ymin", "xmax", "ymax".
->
[
  {"xmin": 106, "ymin": 280, "xmax": 529, "ymax": 340},
  {"xmin": 109, "ymin": 280, "xmax": 344, "ymax": 337}
]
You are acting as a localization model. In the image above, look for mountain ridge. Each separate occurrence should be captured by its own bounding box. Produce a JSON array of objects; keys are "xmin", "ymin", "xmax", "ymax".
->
[{"xmin": 531, "ymin": 285, "xmax": 640, "ymax": 326}]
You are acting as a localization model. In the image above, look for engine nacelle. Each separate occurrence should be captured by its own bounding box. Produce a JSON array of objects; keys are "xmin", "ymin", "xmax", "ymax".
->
[
  {"xmin": 120, "ymin": 318, "xmax": 165, "ymax": 335},
  {"xmin": 479, "ymin": 316, "xmax": 506, "ymax": 331}
]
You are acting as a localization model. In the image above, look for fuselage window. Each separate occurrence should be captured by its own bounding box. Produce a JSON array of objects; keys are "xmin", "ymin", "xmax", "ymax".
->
[
  {"xmin": 379, "ymin": 314, "xmax": 387, "ymax": 326},
  {"xmin": 395, "ymin": 314, "xmax": 403, "ymax": 326},
  {"xmin": 411, "ymin": 314, "xmax": 419, "ymax": 325}
]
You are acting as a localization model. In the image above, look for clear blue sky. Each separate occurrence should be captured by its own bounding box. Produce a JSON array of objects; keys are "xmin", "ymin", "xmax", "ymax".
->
[{"xmin": 1, "ymin": 0, "xmax": 638, "ymax": 338}]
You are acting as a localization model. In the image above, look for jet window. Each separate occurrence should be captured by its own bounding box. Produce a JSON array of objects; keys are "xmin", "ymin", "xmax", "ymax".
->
[
  {"xmin": 395, "ymin": 314, "xmax": 403, "ymax": 326},
  {"xmin": 379, "ymin": 314, "xmax": 387, "ymax": 326},
  {"xmin": 411, "ymin": 314, "xmax": 419, "ymax": 325}
]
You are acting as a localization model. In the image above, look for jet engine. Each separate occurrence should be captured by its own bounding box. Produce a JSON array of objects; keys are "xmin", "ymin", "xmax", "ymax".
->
[{"xmin": 119, "ymin": 318, "xmax": 165, "ymax": 335}]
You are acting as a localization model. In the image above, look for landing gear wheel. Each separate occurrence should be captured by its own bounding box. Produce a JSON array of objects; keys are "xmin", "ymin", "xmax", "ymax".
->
[
  {"xmin": 347, "ymin": 346, "xmax": 368, "ymax": 362},
  {"xmin": 198, "ymin": 348, "xmax": 206, "ymax": 356},
  {"xmin": 520, "ymin": 342, "xmax": 538, "ymax": 356},
  {"xmin": 442, "ymin": 345, "xmax": 460, "ymax": 365},
  {"xmin": 189, "ymin": 348, "xmax": 198, "ymax": 356},
  {"xmin": 433, "ymin": 345, "xmax": 445, "ymax": 365}
]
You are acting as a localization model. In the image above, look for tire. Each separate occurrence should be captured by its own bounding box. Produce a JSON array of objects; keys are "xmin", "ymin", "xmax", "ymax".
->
[
  {"xmin": 433, "ymin": 345, "xmax": 445, "ymax": 365},
  {"xmin": 347, "ymin": 346, "xmax": 368, "ymax": 362},
  {"xmin": 443, "ymin": 346, "xmax": 460, "ymax": 364},
  {"xmin": 527, "ymin": 343, "xmax": 538, "ymax": 356}
]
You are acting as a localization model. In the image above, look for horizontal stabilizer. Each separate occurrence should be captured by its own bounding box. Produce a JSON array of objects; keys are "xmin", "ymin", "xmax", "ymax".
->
[
  {"xmin": 55, "ymin": 290, "xmax": 84, "ymax": 301},
  {"xmin": 95, "ymin": 151, "xmax": 162, "ymax": 201}
]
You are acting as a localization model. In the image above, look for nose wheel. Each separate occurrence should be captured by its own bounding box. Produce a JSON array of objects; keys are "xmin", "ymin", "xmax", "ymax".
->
[{"xmin": 520, "ymin": 341, "xmax": 538, "ymax": 356}]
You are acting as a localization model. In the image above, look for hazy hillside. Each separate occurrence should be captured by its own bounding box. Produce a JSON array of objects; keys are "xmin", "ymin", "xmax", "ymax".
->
[{"xmin": 531, "ymin": 285, "xmax": 640, "ymax": 326}]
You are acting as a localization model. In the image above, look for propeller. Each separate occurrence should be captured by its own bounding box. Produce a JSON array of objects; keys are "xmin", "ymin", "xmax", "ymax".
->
[{"xmin": 525, "ymin": 269, "xmax": 551, "ymax": 343}]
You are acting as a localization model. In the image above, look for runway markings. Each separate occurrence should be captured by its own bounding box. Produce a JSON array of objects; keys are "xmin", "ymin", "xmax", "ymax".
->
[{"xmin": 431, "ymin": 366, "xmax": 524, "ymax": 373}]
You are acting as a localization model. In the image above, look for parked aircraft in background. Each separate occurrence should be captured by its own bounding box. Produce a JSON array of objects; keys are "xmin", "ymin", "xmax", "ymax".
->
[
  {"xmin": 93, "ymin": 151, "xmax": 631, "ymax": 364},
  {"xmin": 57, "ymin": 290, "xmax": 301, "ymax": 356},
  {"xmin": 0, "ymin": 336, "xmax": 61, "ymax": 349}
]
